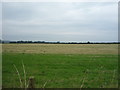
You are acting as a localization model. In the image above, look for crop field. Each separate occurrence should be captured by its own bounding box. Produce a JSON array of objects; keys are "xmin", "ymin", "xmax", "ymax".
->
[{"xmin": 2, "ymin": 44, "xmax": 118, "ymax": 88}]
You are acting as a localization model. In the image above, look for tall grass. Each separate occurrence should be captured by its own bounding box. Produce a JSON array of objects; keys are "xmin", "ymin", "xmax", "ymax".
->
[
  {"xmin": 13, "ymin": 61, "xmax": 27, "ymax": 89},
  {"xmin": 22, "ymin": 60, "xmax": 27, "ymax": 88},
  {"xmin": 13, "ymin": 61, "xmax": 49, "ymax": 89},
  {"xmin": 13, "ymin": 64, "xmax": 23, "ymax": 88}
]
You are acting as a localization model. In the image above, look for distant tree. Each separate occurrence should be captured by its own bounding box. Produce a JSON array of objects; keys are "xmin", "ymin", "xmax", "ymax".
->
[
  {"xmin": 57, "ymin": 41, "xmax": 60, "ymax": 43},
  {"xmin": 87, "ymin": 41, "xmax": 90, "ymax": 44}
]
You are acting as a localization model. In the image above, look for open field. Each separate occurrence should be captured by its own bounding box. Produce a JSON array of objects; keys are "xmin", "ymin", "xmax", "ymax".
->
[
  {"xmin": 2, "ymin": 44, "xmax": 118, "ymax": 88},
  {"xmin": 2, "ymin": 44, "xmax": 118, "ymax": 54}
]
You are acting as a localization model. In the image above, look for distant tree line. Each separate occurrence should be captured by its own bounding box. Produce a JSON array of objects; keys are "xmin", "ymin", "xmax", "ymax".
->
[{"xmin": 1, "ymin": 40, "xmax": 120, "ymax": 44}]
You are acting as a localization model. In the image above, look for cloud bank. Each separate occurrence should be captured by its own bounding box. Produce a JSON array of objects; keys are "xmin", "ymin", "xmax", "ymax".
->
[{"xmin": 2, "ymin": 2, "xmax": 118, "ymax": 42}]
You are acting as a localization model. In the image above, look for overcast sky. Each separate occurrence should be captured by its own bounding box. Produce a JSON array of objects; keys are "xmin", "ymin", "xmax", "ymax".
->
[{"xmin": 2, "ymin": 2, "xmax": 118, "ymax": 42}]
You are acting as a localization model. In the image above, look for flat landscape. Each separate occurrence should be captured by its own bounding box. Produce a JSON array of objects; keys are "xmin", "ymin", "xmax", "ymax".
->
[{"xmin": 2, "ymin": 44, "xmax": 118, "ymax": 88}]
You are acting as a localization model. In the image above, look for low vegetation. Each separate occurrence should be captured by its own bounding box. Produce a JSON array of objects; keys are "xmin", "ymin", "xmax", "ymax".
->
[
  {"xmin": 2, "ymin": 44, "xmax": 118, "ymax": 88},
  {"xmin": 2, "ymin": 44, "xmax": 118, "ymax": 54}
]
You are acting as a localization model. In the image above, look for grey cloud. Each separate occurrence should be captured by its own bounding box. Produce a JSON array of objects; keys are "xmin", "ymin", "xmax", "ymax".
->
[{"xmin": 2, "ymin": 2, "xmax": 118, "ymax": 42}]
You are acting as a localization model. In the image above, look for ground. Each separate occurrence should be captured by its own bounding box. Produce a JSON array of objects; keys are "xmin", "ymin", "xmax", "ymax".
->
[{"xmin": 2, "ymin": 44, "xmax": 118, "ymax": 88}]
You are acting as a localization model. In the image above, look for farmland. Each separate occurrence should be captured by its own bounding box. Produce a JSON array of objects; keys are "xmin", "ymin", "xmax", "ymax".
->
[{"xmin": 2, "ymin": 44, "xmax": 118, "ymax": 88}]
